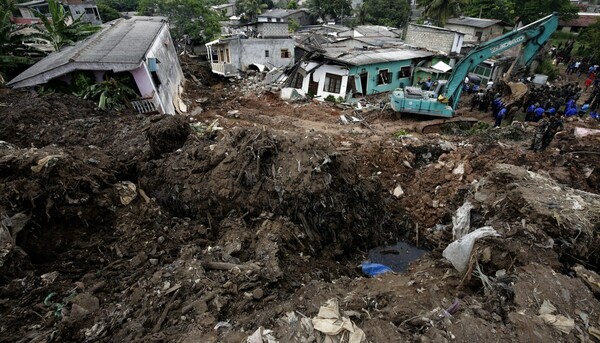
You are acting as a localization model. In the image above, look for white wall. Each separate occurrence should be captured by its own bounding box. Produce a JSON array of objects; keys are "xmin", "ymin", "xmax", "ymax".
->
[{"xmin": 300, "ymin": 64, "xmax": 349, "ymax": 100}]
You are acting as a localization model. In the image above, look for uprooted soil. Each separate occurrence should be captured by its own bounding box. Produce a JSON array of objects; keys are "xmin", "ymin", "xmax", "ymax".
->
[{"xmin": 1, "ymin": 63, "xmax": 600, "ymax": 343}]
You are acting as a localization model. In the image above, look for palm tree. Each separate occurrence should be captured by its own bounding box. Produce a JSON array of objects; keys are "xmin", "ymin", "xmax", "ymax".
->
[
  {"xmin": 35, "ymin": 0, "xmax": 100, "ymax": 51},
  {"xmin": 417, "ymin": 0, "xmax": 469, "ymax": 26},
  {"xmin": 235, "ymin": 0, "xmax": 268, "ymax": 23}
]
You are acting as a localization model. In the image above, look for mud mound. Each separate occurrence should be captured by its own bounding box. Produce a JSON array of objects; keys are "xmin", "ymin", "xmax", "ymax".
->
[
  {"xmin": 147, "ymin": 115, "xmax": 191, "ymax": 157},
  {"xmin": 140, "ymin": 126, "xmax": 413, "ymax": 257}
]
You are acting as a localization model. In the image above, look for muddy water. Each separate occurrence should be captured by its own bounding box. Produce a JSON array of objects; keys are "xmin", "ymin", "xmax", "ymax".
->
[{"xmin": 368, "ymin": 242, "xmax": 428, "ymax": 272}]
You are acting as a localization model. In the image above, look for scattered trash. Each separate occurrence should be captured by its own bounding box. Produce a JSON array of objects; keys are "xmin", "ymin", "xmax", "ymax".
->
[
  {"xmin": 392, "ymin": 185, "xmax": 404, "ymax": 198},
  {"xmin": 443, "ymin": 226, "xmax": 500, "ymax": 274},
  {"xmin": 41, "ymin": 271, "xmax": 60, "ymax": 284},
  {"xmin": 361, "ymin": 262, "xmax": 393, "ymax": 277},
  {"xmin": 280, "ymin": 88, "xmax": 305, "ymax": 101},
  {"xmin": 214, "ymin": 321, "xmax": 233, "ymax": 331},
  {"xmin": 538, "ymin": 300, "xmax": 557, "ymax": 315},
  {"xmin": 312, "ymin": 298, "xmax": 366, "ymax": 343},
  {"xmin": 31, "ymin": 154, "xmax": 63, "ymax": 173},
  {"xmin": 537, "ymin": 299, "xmax": 575, "ymax": 334},
  {"xmin": 574, "ymin": 127, "xmax": 600, "ymax": 138},
  {"xmin": 115, "ymin": 181, "xmax": 137, "ymax": 206},
  {"xmin": 244, "ymin": 326, "xmax": 278, "ymax": 343},
  {"xmin": 451, "ymin": 201, "xmax": 474, "ymax": 240}
]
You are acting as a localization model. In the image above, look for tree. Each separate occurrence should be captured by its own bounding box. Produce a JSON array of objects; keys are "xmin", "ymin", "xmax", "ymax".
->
[
  {"xmin": 356, "ymin": 0, "xmax": 411, "ymax": 28},
  {"xmin": 577, "ymin": 20, "xmax": 600, "ymax": 61},
  {"xmin": 287, "ymin": 0, "xmax": 298, "ymax": 9},
  {"xmin": 463, "ymin": 0, "xmax": 515, "ymax": 24},
  {"xmin": 35, "ymin": 0, "xmax": 100, "ymax": 51},
  {"xmin": 138, "ymin": 0, "xmax": 221, "ymax": 44},
  {"xmin": 416, "ymin": 0, "xmax": 468, "ymax": 26},
  {"xmin": 513, "ymin": 0, "xmax": 578, "ymax": 24},
  {"xmin": 235, "ymin": 0, "xmax": 268, "ymax": 22},
  {"xmin": 307, "ymin": 0, "xmax": 351, "ymax": 22},
  {"xmin": 96, "ymin": 3, "xmax": 120, "ymax": 22}
]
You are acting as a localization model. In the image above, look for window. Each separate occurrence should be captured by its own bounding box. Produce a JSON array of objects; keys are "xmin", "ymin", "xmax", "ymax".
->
[
  {"xmin": 398, "ymin": 66, "xmax": 411, "ymax": 79},
  {"xmin": 377, "ymin": 69, "xmax": 392, "ymax": 85},
  {"xmin": 225, "ymin": 48, "xmax": 230, "ymax": 63},
  {"xmin": 268, "ymin": 17, "xmax": 272, "ymax": 22},
  {"xmin": 475, "ymin": 31, "xmax": 483, "ymax": 41},
  {"xmin": 281, "ymin": 49, "xmax": 290, "ymax": 58},
  {"xmin": 265, "ymin": 50, "xmax": 270, "ymax": 57},
  {"xmin": 292, "ymin": 73, "xmax": 304, "ymax": 89},
  {"xmin": 85, "ymin": 7, "xmax": 94, "ymax": 14},
  {"xmin": 323, "ymin": 73, "xmax": 342, "ymax": 93},
  {"xmin": 151, "ymin": 71, "xmax": 161, "ymax": 88}
]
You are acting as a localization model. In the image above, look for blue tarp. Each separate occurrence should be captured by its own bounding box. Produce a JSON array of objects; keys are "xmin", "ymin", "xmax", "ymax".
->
[{"xmin": 361, "ymin": 262, "xmax": 393, "ymax": 277}]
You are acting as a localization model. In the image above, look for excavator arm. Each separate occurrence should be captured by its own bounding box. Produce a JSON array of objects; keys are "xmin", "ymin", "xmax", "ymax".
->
[{"xmin": 442, "ymin": 13, "xmax": 559, "ymax": 110}]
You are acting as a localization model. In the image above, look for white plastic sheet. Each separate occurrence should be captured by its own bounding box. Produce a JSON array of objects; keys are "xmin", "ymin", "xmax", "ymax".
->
[{"xmin": 443, "ymin": 226, "xmax": 499, "ymax": 274}]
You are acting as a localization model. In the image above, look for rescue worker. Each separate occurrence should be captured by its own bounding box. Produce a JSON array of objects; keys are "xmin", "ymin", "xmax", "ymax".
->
[
  {"xmin": 530, "ymin": 112, "xmax": 550, "ymax": 152},
  {"xmin": 525, "ymin": 102, "xmax": 536, "ymax": 122},
  {"xmin": 495, "ymin": 106, "xmax": 507, "ymax": 127},
  {"xmin": 533, "ymin": 104, "xmax": 545, "ymax": 121},
  {"xmin": 541, "ymin": 112, "xmax": 564, "ymax": 151}
]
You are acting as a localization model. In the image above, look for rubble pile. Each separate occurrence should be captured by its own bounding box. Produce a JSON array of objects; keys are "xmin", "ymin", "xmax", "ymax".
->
[{"xmin": 1, "ymin": 64, "xmax": 600, "ymax": 342}]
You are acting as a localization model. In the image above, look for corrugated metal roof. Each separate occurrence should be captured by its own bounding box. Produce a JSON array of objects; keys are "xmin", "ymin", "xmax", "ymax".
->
[
  {"xmin": 326, "ymin": 48, "xmax": 433, "ymax": 66},
  {"xmin": 446, "ymin": 17, "xmax": 502, "ymax": 28},
  {"xmin": 8, "ymin": 16, "xmax": 167, "ymax": 88},
  {"xmin": 257, "ymin": 9, "xmax": 308, "ymax": 19},
  {"xmin": 407, "ymin": 23, "xmax": 463, "ymax": 35},
  {"xmin": 15, "ymin": 0, "xmax": 45, "ymax": 7},
  {"xmin": 338, "ymin": 25, "xmax": 399, "ymax": 38}
]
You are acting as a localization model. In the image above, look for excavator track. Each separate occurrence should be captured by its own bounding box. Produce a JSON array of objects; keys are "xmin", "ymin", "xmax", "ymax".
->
[{"xmin": 415, "ymin": 117, "xmax": 479, "ymax": 134}]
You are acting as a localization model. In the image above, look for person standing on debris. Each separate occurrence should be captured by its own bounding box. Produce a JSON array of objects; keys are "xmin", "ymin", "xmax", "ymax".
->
[
  {"xmin": 541, "ymin": 112, "xmax": 564, "ymax": 151},
  {"xmin": 471, "ymin": 90, "xmax": 483, "ymax": 111},
  {"xmin": 534, "ymin": 104, "xmax": 545, "ymax": 121},
  {"xmin": 529, "ymin": 112, "xmax": 550, "ymax": 152},
  {"xmin": 525, "ymin": 102, "xmax": 536, "ymax": 122},
  {"xmin": 495, "ymin": 106, "xmax": 507, "ymax": 128}
]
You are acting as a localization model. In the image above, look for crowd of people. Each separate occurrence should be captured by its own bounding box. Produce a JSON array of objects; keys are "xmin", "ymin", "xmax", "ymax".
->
[{"xmin": 467, "ymin": 81, "xmax": 599, "ymax": 152}]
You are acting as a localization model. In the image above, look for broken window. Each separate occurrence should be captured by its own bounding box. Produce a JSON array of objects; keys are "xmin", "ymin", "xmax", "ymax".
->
[
  {"xmin": 292, "ymin": 73, "xmax": 304, "ymax": 89},
  {"xmin": 281, "ymin": 49, "xmax": 290, "ymax": 58},
  {"xmin": 85, "ymin": 7, "xmax": 94, "ymax": 14},
  {"xmin": 323, "ymin": 73, "xmax": 342, "ymax": 94},
  {"xmin": 265, "ymin": 50, "xmax": 270, "ymax": 57},
  {"xmin": 225, "ymin": 48, "xmax": 230, "ymax": 63},
  {"xmin": 377, "ymin": 69, "xmax": 391, "ymax": 85},
  {"xmin": 475, "ymin": 31, "xmax": 483, "ymax": 41},
  {"xmin": 151, "ymin": 71, "xmax": 161, "ymax": 89},
  {"xmin": 398, "ymin": 66, "xmax": 411, "ymax": 79}
]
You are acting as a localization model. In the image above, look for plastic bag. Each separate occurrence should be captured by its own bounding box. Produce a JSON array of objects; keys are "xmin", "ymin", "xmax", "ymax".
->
[
  {"xmin": 443, "ymin": 226, "xmax": 499, "ymax": 274},
  {"xmin": 452, "ymin": 201, "xmax": 474, "ymax": 240},
  {"xmin": 361, "ymin": 262, "xmax": 393, "ymax": 277}
]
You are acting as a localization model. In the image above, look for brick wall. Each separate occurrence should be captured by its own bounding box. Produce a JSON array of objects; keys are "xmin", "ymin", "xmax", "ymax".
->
[{"xmin": 405, "ymin": 25, "xmax": 456, "ymax": 54}]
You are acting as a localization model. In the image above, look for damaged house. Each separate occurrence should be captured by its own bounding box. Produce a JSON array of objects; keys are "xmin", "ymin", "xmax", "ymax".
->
[
  {"xmin": 206, "ymin": 32, "xmax": 295, "ymax": 77},
  {"xmin": 288, "ymin": 47, "xmax": 433, "ymax": 100},
  {"xmin": 7, "ymin": 16, "xmax": 185, "ymax": 115}
]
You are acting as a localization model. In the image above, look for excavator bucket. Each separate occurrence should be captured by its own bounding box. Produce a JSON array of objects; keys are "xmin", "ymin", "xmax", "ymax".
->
[{"xmin": 501, "ymin": 81, "xmax": 528, "ymax": 108}]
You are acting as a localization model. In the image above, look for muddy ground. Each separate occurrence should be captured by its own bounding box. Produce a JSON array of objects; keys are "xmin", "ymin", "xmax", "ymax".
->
[{"xmin": 1, "ymin": 63, "xmax": 600, "ymax": 343}]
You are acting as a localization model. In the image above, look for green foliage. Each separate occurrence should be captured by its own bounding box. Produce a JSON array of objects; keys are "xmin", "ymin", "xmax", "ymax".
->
[
  {"xmin": 235, "ymin": 0, "xmax": 269, "ymax": 22},
  {"xmin": 96, "ymin": 3, "xmax": 120, "ymax": 22},
  {"xmin": 356, "ymin": 0, "xmax": 410, "ymax": 28},
  {"xmin": 551, "ymin": 31, "xmax": 575, "ymax": 40},
  {"xmin": 139, "ymin": 0, "xmax": 221, "ymax": 43},
  {"xmin": 535, "ymin": 58, "xmax": 559, "ymax": 81},
  {"xmin": 286, "ymin": 0, "xmax": 298, "ymax": 9},
  {"xmin": 324, "ymin": 94, "xmax": 337, "ymax": 102},
  {"xmin": 463, "ymin": 0, "xmax": 515, "ymax": 24},
  {"xmin": 307, "ymin": 0, "xmax": 351, "ymax": 22},
  {"xmin": 82, "ymin": 76, "xmax": 138, "ymax": 110},
  {"xmin": 577, "ymin": 21, "xmax": 600, "ymax": 59},
  {"xmin": 393, "ymin": 129, "xmax": 409, "ymax": 137},
  {"xmin": 513, "ymin": 0, "xmax": 578, "ymax": 24},
  {"xmin": 34, "ymin": 0, "xmax": 100, "ymax": 51},
  {"xmin": 288, "ymin": 18, "xmax": 299, "ymax": 32},
  {"xmin": 416, "ymin": 0, "xmax": 468, "ymax": 26},
  {"xmin": 97, "ymin": 0, "xmax": 138, "ymax": 12}
]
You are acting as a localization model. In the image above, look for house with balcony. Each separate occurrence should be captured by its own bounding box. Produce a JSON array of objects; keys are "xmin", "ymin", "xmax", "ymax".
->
[
  {"xmin": 205, "ymin": 35, "xmax": 295, "ymax": 77},
  {"xmin": 14, "ymin": 0, "xmax": 102, "ymax": 25},
  {"xmin": 8, "ymin": 16, "xmax": 185, "ymax": 115}
]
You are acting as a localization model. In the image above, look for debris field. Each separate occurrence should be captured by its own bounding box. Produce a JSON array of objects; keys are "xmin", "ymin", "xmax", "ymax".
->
[{"xmin": 1, "ymin": 66, "xmax": 600, "ymax": 343}]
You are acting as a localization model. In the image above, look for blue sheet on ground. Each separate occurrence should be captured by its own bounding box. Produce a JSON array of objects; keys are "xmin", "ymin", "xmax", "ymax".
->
[{"xmin": 361, "ymin": 262, "xmax": 393, "ymax": 277}]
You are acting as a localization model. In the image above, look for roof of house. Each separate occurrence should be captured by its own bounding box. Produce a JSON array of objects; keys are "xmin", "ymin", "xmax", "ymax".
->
[
  {"xmin": 446, "ymin": 17, "xmax": 503, "ymax": 28},
  {"xmin": 257, "ymin": 8, "xmax": 308, "ymax": 18},
  {"xmin": 8, "ymin": 16, "xmax": 167, "ymax": 88},
  {"xmin": 324, "ymin": 47, "xmax": 433, "ymax": 66},
  {"xmin": 211, "ymin": 3, "xmax": 235, "ymax": 9},
  {"xmin": 406, "ymin": 23, "xmax": 464, "ymax": 35},
  {"xmin": 338, "ymin": 25, "xmax": 399, "ymax": 38},
  {"xmin": 559, "ymin": 12, "xmax": 600, "ymax": 27},
  {"xmin": 15, "ymin": 0, "xmax": 46, "ymax": 7}
]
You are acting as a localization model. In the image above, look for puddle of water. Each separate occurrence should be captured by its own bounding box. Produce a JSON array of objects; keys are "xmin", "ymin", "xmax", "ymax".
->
[{"xmin": 367, "ymin": 241, "xmax": 428, "ymax": 272}]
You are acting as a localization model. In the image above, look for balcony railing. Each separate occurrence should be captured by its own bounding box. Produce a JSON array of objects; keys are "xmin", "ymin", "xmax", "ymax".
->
[
  {"xmin": 131, "ymin": 94, "xmax": 160, "ymax": 114},
  {"xmin": 211, "ymin": 63, "xmax": 237, "ymax": 76}
]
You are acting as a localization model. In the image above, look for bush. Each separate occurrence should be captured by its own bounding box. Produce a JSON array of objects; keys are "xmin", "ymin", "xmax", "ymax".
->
[
  {"xmin": 325, "ymin": 95, "xmax": 337, "ymax": 103},
  {"xmin": 535, "ymin": 59, "xmax": 559, "ymax": 81}
]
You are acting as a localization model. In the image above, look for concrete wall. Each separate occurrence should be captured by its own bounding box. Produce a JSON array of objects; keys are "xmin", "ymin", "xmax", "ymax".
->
[
  {"xmin": 229, "ymin": 38, "xmax": 295, "ymax": 71},
  {"xmin": 298, "ymin": 64, "xmax": 349, "ymax": 99},
  {"xmin": 405, "ymin": 25, "xmax": 462, "ymax": 54},
  {"xmin": 144, "ymin": 24, "xmax": 185, "ymax": 114},
  {"xmin": 255, "ymin": 22, "xmax": 289, "ymax": 37},
  {"xmin": 257, "ymin": 11, "xmax": 311, "ymax": 26}
]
